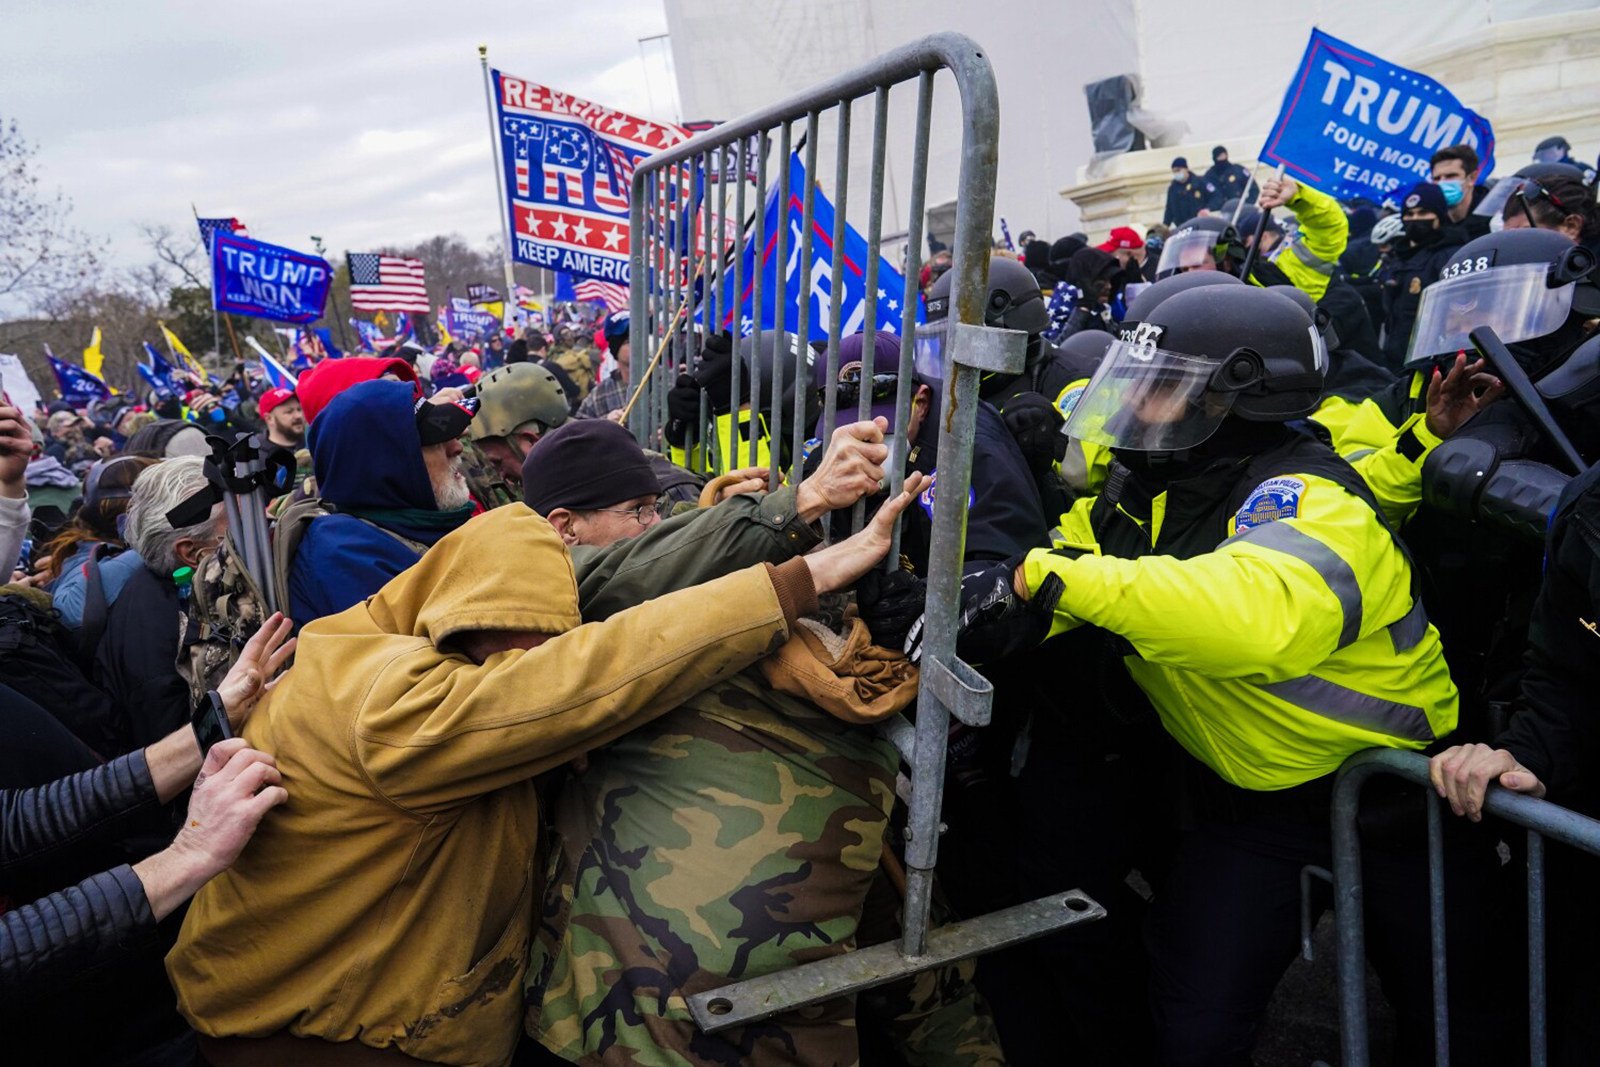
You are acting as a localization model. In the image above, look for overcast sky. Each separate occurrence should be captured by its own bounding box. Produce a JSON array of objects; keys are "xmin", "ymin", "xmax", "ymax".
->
[{"xmin": 6, "ymin": 0, "xmax": 675, "ymax": 272}]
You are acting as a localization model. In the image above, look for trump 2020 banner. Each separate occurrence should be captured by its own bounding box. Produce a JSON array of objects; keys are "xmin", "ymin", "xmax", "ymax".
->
[
  {"xmin": 719, "ymin": 155, "xmax": 915, "ymax": 342},
  {"xmin": 1260, "ymin": 28, "xmax": 1495, "ymax": 202},
  {"xmin": 211, "ymin": 232, "xmax": 332, "ymax": 324},
  {"xmin": 492, "ymin": 70, "xmax": 689, "ymax": 285}
]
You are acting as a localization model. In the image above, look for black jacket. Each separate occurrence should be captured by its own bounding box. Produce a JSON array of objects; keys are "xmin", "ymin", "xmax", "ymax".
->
[
  {"xmin": 1164, "ymin": 175, "xmax": 1212, "ymax": 227},
  {"xmin": 92, "ymin": 565, "xmax": 189, "ymax": 755},
  {"xmin": 0, "ymin": 751, "xmax": 158, "ymax": 995},
  {"xmin": 1497, "ymin": 462, "xmax": 1600, "ymax": 809},
  {"xmin": 1203, "ymin": 160, "xmax": 1254, "ymax": 210},
  {"xmin": 1379, "ymin": 224, "xmax": 1467, "ymax": 368}
]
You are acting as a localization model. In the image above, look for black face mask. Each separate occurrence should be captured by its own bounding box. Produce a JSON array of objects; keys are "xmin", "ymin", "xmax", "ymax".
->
[{"xmin": 1404, "ymin": 219, "xmax": 1442, "ymax": 246}]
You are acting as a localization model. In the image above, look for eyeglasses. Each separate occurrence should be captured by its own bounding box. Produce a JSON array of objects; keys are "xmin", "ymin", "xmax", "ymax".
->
[{"xmin": 593, "ymin": 501, "xmax": 660, "ymax": 526}]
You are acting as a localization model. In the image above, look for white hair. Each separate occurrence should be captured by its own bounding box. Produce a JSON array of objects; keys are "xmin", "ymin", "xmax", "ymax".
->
[{"xmin": 125, "ymin": 456, "xmax": 222, "ymax": 576}]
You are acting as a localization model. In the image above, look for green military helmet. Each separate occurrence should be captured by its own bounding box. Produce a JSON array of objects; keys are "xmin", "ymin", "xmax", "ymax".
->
[{"xmin": 467, "ymin": 363, "xmax": 569, "ymax": 442}]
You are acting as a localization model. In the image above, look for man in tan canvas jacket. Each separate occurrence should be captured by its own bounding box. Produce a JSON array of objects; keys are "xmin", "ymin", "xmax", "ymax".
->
[{"xmin": 166, "ymin": 421, "xmax": 915, "ymax": 1067}]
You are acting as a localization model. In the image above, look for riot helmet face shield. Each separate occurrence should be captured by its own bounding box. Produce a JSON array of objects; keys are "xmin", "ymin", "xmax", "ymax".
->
[
  {"xmin": 1405, "ymin": 261, "xmax": 1579, "ymax": 369},
  {"xmin": 1156, "ymin": 227, "xmax": 1225, "ymax": 278},
  {"xmin": 913, "ymin": 317, "xmax": 949, "ymax": 383},
  {"xmin": 1064, "ymin": 334, "xmax": 1258, "ymax": 452}
]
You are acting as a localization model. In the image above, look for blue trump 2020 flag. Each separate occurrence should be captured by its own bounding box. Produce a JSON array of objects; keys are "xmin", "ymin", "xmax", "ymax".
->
[
  {"xmin": 212, "ymin": 232, "xmax": 332, "ymax": 325},
  {"xmin": 45, "ymin": 349, "xmax": 111, "ymax": 404},
  {"xmin": 1261, "ymin": 28, "xmax": 1495, "ymax": 202},
  {"xmin": 719, "ymin": 154, "xmax": 916, "ymax": 343}
]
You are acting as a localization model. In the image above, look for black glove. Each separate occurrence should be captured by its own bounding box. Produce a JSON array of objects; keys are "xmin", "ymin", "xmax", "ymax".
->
[
  {"xmin": 1001, "ymin": 392, "xmax": 1069, "ymax": 478},
  {"xmin": 905, "ymin": 558, "xmax": 1063, "ymax": 665},
  {"xmin": 856, "ymin": 568, "xmax": 928, "ymax": 652},
  {"xmin": 663, "ymin": 375, "xmax": 701, "ymax": 448},
  {"xmin": 694, "ymin": 331, "xmax": 737, "ymax": 414}
]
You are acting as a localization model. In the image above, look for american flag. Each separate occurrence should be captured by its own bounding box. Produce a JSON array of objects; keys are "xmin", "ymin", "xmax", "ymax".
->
[
  {"xmin": 347, "ymin": 253, "xmax": 430, "ymax": 313},
  {"xmin": 574, "ymin": 278, "xmax": 628, "ymax": 313},
  {"xmin": 1042, "ymin": 283, "xmax": 1082, "ymax": 344},
  {"xmin": 196, "ymin": 216, "xmax": 247, "ymax": 251}
]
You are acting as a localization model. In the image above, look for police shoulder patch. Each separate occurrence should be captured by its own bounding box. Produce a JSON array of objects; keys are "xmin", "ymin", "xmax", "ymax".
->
[
  {"xmin": 1057, "ymin": 384, "xmax": 1087, "ymax": 419},
  {"xmin": 1234, "ymin": 476, "xmax": 1306, "ymax": 533},
  {"xmin": 918, "ymin": 469, "xmax": 977, "ymax": 520}
]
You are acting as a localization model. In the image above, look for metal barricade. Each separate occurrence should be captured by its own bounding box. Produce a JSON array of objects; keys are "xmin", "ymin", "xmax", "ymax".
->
[
  {"xmin": 1331, "ymin": 747, "xmax": 1600, "ymax": 1067},
  {"xmin": 624, "ymin": 32, "xmax": 1105, "ymax": 1032}
]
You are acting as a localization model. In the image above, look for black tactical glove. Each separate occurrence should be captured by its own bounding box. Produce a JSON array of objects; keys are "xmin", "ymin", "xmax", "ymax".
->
[
  {"xmin": 856, "ymin": 568, "xmax": 928, "ymax": 652},
  {"xmin": 664, "ymin": 374, "xmax": 701, "ymax": 448},
  {"xmin": 905, "ymin": 557, "xmax": 1063, "ymax": 665},
  {"xmin": 1001, "ymin": 391, "xmax": 1069, "ymax": 479},
  {"xmin": 694, "ymin": 331, "xmax": 737, "ymax": 414}
]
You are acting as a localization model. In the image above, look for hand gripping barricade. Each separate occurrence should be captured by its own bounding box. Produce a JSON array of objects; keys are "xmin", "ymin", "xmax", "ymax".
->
[
  {"xmin": 623, "ymin": 33, "xmax": 1105, "ymax": 1032},
  {"xmin": 1330, "ymin": 749, "xmax": 1600, "ymax": 1066}
]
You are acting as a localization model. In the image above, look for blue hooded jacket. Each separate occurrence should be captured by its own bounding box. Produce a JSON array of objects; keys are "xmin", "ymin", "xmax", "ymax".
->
[{"xmin": 289, "ymin": 379, "xmax": 470, "ymax": 625}]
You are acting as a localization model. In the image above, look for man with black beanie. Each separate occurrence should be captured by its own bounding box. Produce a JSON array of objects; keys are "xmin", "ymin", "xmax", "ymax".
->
[{"xmin": 521, "ymin": 419, "xmax": 662, "ymax": 543}]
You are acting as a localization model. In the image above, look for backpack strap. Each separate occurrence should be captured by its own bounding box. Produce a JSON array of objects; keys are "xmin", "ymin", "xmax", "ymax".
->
[{"xmin": 77, "ymin": 542, "xmax": 117, "ymax": 667}]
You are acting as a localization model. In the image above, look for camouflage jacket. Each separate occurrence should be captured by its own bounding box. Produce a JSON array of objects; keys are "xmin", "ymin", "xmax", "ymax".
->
[{"xmin": 525, "ymin": 668, "xmax": 898, "ymax": 1066}]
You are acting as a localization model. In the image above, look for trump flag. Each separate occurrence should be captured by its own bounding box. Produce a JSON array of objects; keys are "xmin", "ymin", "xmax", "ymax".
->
[
  {"xmin": 719, "ymin": 155, "xmax": 915, "ymax": 343},
  {"xmin": 491, "ymin": 70, "xmax": 690, "ymax": 285},
  {"xmin": 1261, "ymin": 28, "xmax": 1495, "ymax": 202}
]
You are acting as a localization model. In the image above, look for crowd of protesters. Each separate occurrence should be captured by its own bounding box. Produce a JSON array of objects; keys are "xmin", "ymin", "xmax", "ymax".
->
[{"xmin": 2, "ymin": 125, "xmax": 1600, "ymax": 1067}]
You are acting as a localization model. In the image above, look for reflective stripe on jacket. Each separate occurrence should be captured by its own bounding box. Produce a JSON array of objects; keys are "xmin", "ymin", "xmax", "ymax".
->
[{"xmin": 1028, "ymin": 431, "xmax": 1457, "ymax": 790}]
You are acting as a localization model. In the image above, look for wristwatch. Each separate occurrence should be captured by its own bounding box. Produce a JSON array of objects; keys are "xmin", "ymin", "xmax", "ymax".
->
[{"xmin": 190, "ymin": 689, "xmax": 233, "ymax": 757}]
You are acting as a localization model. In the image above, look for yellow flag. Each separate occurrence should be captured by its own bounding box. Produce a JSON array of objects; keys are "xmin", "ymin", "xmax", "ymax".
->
[
  {"xmin": 83, "ymin": 326, "xmax": 104, "ymax": 380},
  {"xmin": 159, "ymin": 321, "xmax": 207, "ymax": 379},
  {"xmin": 482, "ymin": 301, "xmax": 505, "ymax": 321}
]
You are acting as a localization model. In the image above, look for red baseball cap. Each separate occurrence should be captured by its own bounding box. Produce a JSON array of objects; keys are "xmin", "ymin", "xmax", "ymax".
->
[
  {"xmin": 1097, "ymin": 226, "xmax": 1144, "ymax": 252},
  {"xmin": 257, "ymin": 387, "xmax": 296, "ymax": 419}
]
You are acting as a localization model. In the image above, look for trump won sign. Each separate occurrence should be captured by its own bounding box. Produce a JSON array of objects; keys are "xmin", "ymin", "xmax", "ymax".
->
[
  {"xmin": 1261, "ymin": 28, "xmax": 1495, "ymax": 201},
  {"xmin": 212, "ymin": 232, "xmax": 332, "ymax": 324}
]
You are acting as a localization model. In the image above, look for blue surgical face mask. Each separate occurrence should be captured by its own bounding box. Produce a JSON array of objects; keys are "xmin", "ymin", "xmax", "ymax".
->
[{"xmin": 1438, "ymin": 180, "xmax": 1465, "ymax": 207}]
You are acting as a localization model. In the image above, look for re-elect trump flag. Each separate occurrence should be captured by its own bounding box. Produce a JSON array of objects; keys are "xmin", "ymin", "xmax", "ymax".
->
[
  {"xmin": 212, "ymin": 233, "xmax": 332, "ymax": 324},
  {"xmin": 491, "ymin": 70, "xmax": 690, "ymax": 285},
  {"xmin": 719, "ymin": 155, "xmax": 915, "ymax": 343},
  {"xmin": 1260, "ymin": 28, "xmax": 1495, "ymax": 202}
]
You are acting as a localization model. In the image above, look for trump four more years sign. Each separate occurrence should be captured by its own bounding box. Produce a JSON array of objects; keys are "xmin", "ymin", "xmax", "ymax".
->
[
  {"xmin": 1261, "ymin": 28, "xmax": 1495, "ymax": 202},
  {"xmin": 211, "ymin": 232, "xmax": 332, "ymax": 325},
  {"xmin": 492, "ymin": 70, "xmax": 690, "ymax": 285}
]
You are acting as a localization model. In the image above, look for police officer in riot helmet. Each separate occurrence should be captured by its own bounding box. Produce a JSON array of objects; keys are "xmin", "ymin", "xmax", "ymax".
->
[
  {"xmin": 922, "ymin": 255, "xmax": 1083, "ymax": 511},
  {"xmin": 1398, "ymin": 228, "xmax": 1599, "ymax": 738},
  {"xmin": 943, "ymin": 283, "xmax": 1512, "ymax": 1064}
]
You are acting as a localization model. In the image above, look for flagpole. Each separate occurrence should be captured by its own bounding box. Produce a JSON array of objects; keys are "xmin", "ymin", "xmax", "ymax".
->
[
  {"xmin": 312, "ymin": 236, "xmax": 355, "ymax": 352},
  {"xmin": 480, "ymin": 45, "xmax": 520, "ymax": 335},
  {"xmin": 192, "ymin": 204, "xmax": 223, "ymax": 360}
]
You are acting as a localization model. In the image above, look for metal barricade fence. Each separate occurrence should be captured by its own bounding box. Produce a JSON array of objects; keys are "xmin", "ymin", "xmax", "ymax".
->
[
  {"xmin": 1331, "ymin": 747, "xmax": 1600, "ymax": 1067},
  {"xmin": 624, "ymin": 32, "xmax": 1105, "ymax": 1033}
]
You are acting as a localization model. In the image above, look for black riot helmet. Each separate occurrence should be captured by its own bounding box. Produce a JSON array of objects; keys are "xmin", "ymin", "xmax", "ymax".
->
[
  {"xmin": 1406, "ymin": 228, "xmax": 1598, "ymax": 375},
  {"xmin": 1475, "ymin": 162, "xmax": 1591, "ymax": 221},
  {"xmin": 738, "ymin": 330, "xmax": 806, "ymax": 412},
  {"xmin": 924, "ymin": 253, "xmax": 1050, "ymax": 336},
  {"xmin": 1064, "ymin": 286, "xmax": 1325, "ymax": 453},
  {"xmin": 1121, "ymin": 269, "xmax": 1246, "ymax": 326},
  {"xmin": 1154, "ymin": 215, "xmax": 1250, "ymax": 279},
  {"xmin": 1267, "ymin": 285, "xmax": 1341, "ymax": 353},
  {"xmin": 920, "ymin": 254, "xmax": 1050, "ymax": 397}
]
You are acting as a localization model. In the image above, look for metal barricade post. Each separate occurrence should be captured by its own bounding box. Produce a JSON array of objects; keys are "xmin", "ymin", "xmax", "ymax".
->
[
  {"xmin": 1331, "ymin": 747, "xmax": 1600, "ymax": 1067},
  {"xmin": 625, "ymin": 32, "xmax": 1105, "ymax": 1034}
]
